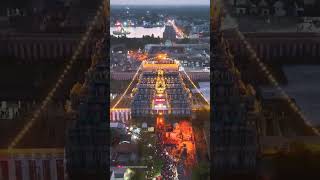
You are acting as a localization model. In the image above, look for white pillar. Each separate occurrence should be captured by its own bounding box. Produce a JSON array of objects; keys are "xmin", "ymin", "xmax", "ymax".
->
[
  {"xmin": 111, "ymin": 111, "xmax": 116, "ymax": 121},
  {"xmin": 36, "ymin": 159, "xmax": 43, "ymax": 180},
  {"xmin": 14, "ymin": 43, "xmax": 19, "ymax": 59},
  {"xmin": 22, "ymin": 159, "xmax": 29, "ymax": 180},
  {"xmin": 33, "ymin": 43, "xmax": 37, "ymax": 60},
  {"xmin": 116, "ymin": 111, "xmax": 119, "ymax": 121},
  {"xmin": 20, "ymin": 44, "xmax": 25, "ymax": 60},
  {"xmin": 40, "ymin": 43, "xmax": 44, "ymax": 59},
  {"xmin": 50, "ymin": 159, "xmax": 57, "ymax": 180},
  {"xmin": 59, "ymin": 43, "xmax": 63, "ymax": 58},
  {"xmin": 53, "ymin": 43, "xmax": 57, "ymax": 59},
  {"xmin": 0, "ymin": 163, "xmax": 2, "ymax": 180},
  {"xmin": 26, "ymin": 44, "xmax": 31, "ymax": 59},
  {"xmin": 292, "ymin": 43, "xmax": 296, "ymax": 56},
  {"xmin": 312, "ymin": 44, "xmax": 316, "ymax": 57},
  {"xmin": 273, "ymin": 44, "xmax": 277, "ymax": 57},
  {"xmin": 121, "ymin": 111, "xmax": 124, "ymax": 123},
  {"xmin": 125, "ymin": 110, "xmax": 129, "ymax": 123},
  {"xmin": 286, "ymin": 44, "xmax": 290, "ymax": 57},
  {"xmin": 45, "ymin": 44, "xmax": 50, "ymax": 59},
  {"xmin": 266, "ymin": 44, "xmax": 270, "ymax": 60},
  {"xmin": 8, "ymin": 159, "xmax": 16, "ymax": 180},
  {"xmin": 64, "ymin": 157, "xmax": 68, "ymax": 180},
  {"xmin": 258, "ymin": 44, "xmax": 262, "ymax": 58}
]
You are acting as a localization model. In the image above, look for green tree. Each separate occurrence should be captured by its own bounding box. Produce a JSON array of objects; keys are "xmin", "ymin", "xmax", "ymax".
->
[
  {"xmin": 191, "ymin": 161, "xmax": 210, "ymax": 180},
  {"xmin": 131, "ymin": 170, "xmax": 145, "ymax": 180}
]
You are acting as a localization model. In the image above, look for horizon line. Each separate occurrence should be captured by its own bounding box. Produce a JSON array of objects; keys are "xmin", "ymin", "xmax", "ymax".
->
[{"xmin": 110, "ymin": 4, "xmax": 210, "ymax": 6}]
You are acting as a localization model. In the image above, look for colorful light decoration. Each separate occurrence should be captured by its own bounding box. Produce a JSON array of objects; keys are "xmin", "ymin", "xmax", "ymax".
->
[
  {"xmin": 155, "ymin": 98, "xmax": 165, "ymax": 102},
  {"xmin": 111, "ymin": 57, "xmax": 157, "ymax": 110},
  {"xmin": 157, "ymin": 53, "xmax": 167, "ymax": 60}
]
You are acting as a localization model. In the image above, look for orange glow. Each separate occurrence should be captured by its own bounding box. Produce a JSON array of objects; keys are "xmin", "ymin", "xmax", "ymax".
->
[
  {"xmin": 156, "ymin": 53, "xmax": 167, "ymax": 60},
  {"xmin": 127, "ymin": 50, "xmax": 148, "ymax": 61},
  {"xmin": 156, "ymin": 119, "xmax": 196, "ymax": 173},
  {"xmin": 142, "ymin": 63, "xmax": 179, "ymax": 71}
]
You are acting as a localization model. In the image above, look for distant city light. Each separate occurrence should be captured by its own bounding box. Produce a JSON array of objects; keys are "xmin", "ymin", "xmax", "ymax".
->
[
  {"xmin": 132, "ymin": 135, "xmax": 138, "ymax": 139},
  {"xmin": 157, "ymin": 53, "xmax": 167, "ymax": 59}
]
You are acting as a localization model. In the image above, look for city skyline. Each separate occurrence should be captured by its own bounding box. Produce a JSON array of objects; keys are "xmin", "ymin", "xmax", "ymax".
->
[{"xmin": 110, "ymin": 0, "xmax": 210, "ymax": 6}]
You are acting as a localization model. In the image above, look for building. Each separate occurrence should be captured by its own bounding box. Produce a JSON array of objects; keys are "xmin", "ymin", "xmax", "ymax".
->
[
  {"xmin": 111, "ymin": 143, "xmax": 138, "ymax": 166},
  {"xmin": 227, "ymin": 0, "xmax": 319, "ymax": 16},
  {"xmin": 131, "ymin": 59, "xmax": 191, "ymax": 119},
  {"xmin": 163, "ymin": 25, "xmax": 176, "ymax": 41},
  {"xmin": 110, "ymin": 168, "xmax": 130, "ymax": 180},
  {"xmin": 0, "ymin": 149, "xmax": 65, "ymax": 180},
  {"xmin": 0, "ymin": 33, "xmax": 96, "ymax": 61},
  {"xmin": 224, "ymin": 32, "xmax": 320, "ymax": 62},
  {"xmin": 0, "ymin": 1, "xmax": 110, "ymax": 179},
  {"xmin": 110, "ymin": 109, "xmax": 131, "ymax": 123},
  {"xmin": 212, "ymin": 4, "xmax": 259, "ymax": 177},
  {"xmin": 66, "ymin": 37, "xmax": 108, "ymax": 179}
]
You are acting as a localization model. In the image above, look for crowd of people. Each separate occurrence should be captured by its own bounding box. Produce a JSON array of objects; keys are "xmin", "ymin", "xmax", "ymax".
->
[{"xmin": 156, "ymin": 132, "xmax": 178, "ymax": 179}]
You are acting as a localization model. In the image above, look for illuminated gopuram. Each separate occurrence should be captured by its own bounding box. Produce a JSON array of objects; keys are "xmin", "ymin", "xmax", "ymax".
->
[
  {"xmin": 212, "ymin": 0, "xmax": 259, "ymax": 177},
  {"xmin": 131, "ymin": 58, "xmax": 191, "ymax": 118},
  {"xmin": 65, "ymin": 0, "xmax": 109, "ymax": 179},
  {"xmin": 66, "ymin": 37, "xmax": 108, "ymax": 179}
]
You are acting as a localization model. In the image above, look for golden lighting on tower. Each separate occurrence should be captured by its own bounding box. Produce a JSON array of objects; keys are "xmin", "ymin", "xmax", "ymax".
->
[{"xmin": 156, "ymin": 53, "xmax": 167, "ymax": 60}]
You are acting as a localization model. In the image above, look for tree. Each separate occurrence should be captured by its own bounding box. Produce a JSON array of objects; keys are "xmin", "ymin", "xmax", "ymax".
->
[
  {"xmin": 136, "ymin": 131, "xmax": 163, "ymax": 179},
  {"xmin": 191, "ymin": 161, "xmax": 210, "ymax": 180},
  {"xmin": 131, "ymin": 170, "xmax": 145, "ymax": 180}
]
